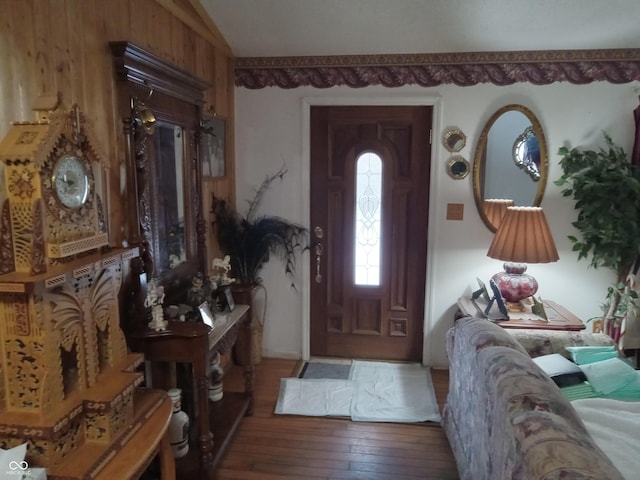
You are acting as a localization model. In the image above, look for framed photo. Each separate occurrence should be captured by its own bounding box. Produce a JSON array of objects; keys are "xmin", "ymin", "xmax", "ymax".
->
[
  {"xmin": 489, "ymin": 279, "xmax": 509, "ymax": 319},
  {"xmin": 198, "ymin": 302, "xmax": 215, "ymax": 328},
  {"xmin": 201, "ymin": 117, "xmax": 226, "ymax": 177},
  {"xmin": 223, "ymin": 288, "xmax": 235, "ymax": 312},
  {"xmin": 472, "ymin": 277, "xmax": 490, "ymax": 303}
]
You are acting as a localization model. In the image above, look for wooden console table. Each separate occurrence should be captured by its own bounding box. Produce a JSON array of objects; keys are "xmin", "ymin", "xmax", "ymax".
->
[
  {"xmin": 457, "ymin": 297, "xmax": 586, "ymax": 331},
  {"xmin": 127, "ymin": 305, "xmax": 253, "ymax": 479}
]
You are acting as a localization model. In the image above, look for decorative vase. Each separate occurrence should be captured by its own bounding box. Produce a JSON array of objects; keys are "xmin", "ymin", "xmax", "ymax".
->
[
  {"xmin": 208, "ymin": 352, "xmax": 224, "ymax": 402},
  {"xmin": 491, "ymin": 263, "xmax": 538, "ymax": 304},
  {"xmin": 167, "ymin": 388, "xmax": 189, "ymax": 458},
  {"xmin": 231, "ymin": 284, "xmax": 266, "ymax": 365}
]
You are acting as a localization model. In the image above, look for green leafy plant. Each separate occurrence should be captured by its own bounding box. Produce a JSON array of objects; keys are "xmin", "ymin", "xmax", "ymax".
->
[
  {"xmin": 555, "ymin": 132, "xmax": 640, "ymax": 330},
  {"xmin": 211, "ymin": 166, "xmax": 308, "ymax": 286}
]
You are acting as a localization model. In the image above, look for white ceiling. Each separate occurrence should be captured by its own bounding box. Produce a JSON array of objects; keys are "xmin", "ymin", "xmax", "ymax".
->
[{"xmin": 201, "ymin": 0, "xmax": 640, "ymax": 58}]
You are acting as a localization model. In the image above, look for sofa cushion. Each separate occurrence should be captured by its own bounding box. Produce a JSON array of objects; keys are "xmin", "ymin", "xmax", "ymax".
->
[
  {"xmin": 532, "ymin": 353, "xmax": 587, "ymax": 387},
  {"xmin": 565, "ymin": 345, "xmax": 618, "ymax": 365},
  {"xmin": 579, "ymin": 357, "xmax": 638, "ymax": 394},
  {"xmin": 508, "ymin": 329, "xmax": 615, "ymax": 359}
]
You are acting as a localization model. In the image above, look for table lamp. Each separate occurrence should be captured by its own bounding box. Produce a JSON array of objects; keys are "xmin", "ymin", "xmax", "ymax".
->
[
  {"xmin": 483, "ymin": 198, "xmax": 514, "ymax": 230},
  {"xmin": 487, "ymin": 206, "xmax": 559, "ymax": 310}
]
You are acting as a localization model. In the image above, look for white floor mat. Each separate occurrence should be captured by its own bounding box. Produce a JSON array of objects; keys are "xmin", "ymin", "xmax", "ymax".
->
[
  {"xmin": 275, "ymin": 360, "xmax": 442, "ymax": 423},
  {"xmin": 274, "ymin": 378, "xmax": 353, "ymax": 417},
  {"xmin": 349, "ymin": 360, "xmax": 442, "ymax": 422}
]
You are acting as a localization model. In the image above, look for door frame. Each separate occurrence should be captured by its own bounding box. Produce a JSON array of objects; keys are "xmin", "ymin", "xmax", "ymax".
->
[{"xmin": 301, "ymin": 95, "xmax": 442, "ymax": 365}]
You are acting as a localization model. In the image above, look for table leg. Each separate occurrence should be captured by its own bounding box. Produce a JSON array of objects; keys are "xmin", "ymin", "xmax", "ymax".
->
[
  {"xmin": 195, "ymin": 345, "xmax": 214, "ymax": 473},
  {"xmin": 159, "ymin": 429, "xmax": 176, "ymax": 480},
  {"xmin": 243, "ymin": 364, "xmax": 255, "ymax": 416}
]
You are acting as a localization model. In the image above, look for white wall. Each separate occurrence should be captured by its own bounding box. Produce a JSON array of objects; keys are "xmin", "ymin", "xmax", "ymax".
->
[{"xmin": 234, "ymin": 81, "xmax": 639, "ymax": 367}]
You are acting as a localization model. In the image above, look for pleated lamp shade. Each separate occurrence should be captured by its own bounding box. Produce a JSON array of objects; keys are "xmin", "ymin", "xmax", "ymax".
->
[
  {"xmin": 487, "ymin": 206, "xmax": 559, "ymax": 263},
  {"xmin": 487, "ymin": 206, "xmax": 559, "ymax": 303},
  {"xmin": 483, "ymin": 199, "xmax": 515, "ymax": 230}
]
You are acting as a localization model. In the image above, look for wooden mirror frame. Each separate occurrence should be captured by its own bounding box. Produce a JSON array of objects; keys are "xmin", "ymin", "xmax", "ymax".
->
[
  {"xmin": 472, "ymin": 104, "xmax": 548, "ymax": 232},
  {"xmin": 111, "ymin": 42, "xmax": 210, "ymax": 314}
]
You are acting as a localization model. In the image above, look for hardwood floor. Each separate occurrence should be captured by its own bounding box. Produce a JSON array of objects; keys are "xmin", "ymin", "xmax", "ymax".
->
[{"xmin": 218, "ymin": 358, "xmax": 459, "ymax": 480}]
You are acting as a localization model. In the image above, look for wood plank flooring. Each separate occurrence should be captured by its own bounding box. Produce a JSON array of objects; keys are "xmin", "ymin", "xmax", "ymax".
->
[{"xmin": 218, "ymin": 358, "xmax": 459, "ymax": 480}]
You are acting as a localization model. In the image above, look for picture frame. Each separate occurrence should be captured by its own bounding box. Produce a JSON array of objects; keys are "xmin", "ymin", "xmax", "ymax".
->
[
  {"xmin": 488, "ymin": 279, "xmax": 509, "ymax": 319},
  {"xmin": 223, "ymin": 288, "xmax": 235, "ymax": 312},
  {"xmin": 198, "ymin": 302, "xmax": 215, "ymax": 328},
  {"xmin": 200, "ymin": 117, "xmax": 226, "ymax": 177},
  {"xmin": 472, "ymin": 277, "xmax": 491, "ymax": 303}
]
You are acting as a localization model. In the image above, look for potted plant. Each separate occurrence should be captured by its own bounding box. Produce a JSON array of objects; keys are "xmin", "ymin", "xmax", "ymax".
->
[
  {"xmin": 211, "ymin": 166, "xmax": 308, "ymax": 363},
  {"xmin": 555, "ymin": 132, "xmax": 640, "ymax": 342}
]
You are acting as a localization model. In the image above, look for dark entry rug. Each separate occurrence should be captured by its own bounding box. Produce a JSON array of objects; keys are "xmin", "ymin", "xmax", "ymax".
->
[{"xmin": 298, "ymin": 360, "xmax": 352, "ymax": 379}]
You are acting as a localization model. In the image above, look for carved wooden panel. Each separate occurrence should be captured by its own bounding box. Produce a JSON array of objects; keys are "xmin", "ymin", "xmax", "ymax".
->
[
  {"xmin": 0, "ymin": 248, "xmax": 144, "ymax": 471},
  {"xmin": 353, "ymin": 298, "xmax": 382, "ymax": 335},
  {"xmin": 328, "ymin": 189, "xmax": 344, "ymax": 308},
  {"xmin": 390, "ymin": 189, "xmax": 410, "ymax": 311}
]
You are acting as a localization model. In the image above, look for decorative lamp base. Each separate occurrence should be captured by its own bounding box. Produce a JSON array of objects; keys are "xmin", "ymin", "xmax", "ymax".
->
[{"xmin": 491, "ymin": 263, "xmax": 538, "ymax": 305}]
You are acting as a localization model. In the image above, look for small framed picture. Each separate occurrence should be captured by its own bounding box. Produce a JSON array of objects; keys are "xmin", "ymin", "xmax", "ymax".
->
[
  {"xmin": 200, "ymin": 117, "xmax": 226, "ymax": 178},
  {"xmin": 472, "ymin": 277, "xmax": 490, "ymax": 303},
  {"xmin": 198, "ymin": 302, "xmax": 215, "ymax": 328},
  {"xmin": 223, "ymin": 288, "xmax": 235, "ymax": 312},
  {"xmin": 489, "ymin": 279, "xmax": 509, "ymax": 319}
]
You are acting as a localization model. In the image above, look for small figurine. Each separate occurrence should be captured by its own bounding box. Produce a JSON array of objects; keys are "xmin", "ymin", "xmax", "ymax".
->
[
  {"xmin": 188, "ymin": 273, "xmax": 207, "ymax": 310},
  {"xmin": 145, "ymin": 279, "xmax": 168, "ymax": 331}
]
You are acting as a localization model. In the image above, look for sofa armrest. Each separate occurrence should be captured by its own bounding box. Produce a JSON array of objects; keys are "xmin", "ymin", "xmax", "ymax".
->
[
  {"xmin": 483, "ymin": 347, "xmax": 624, "ymax": 480},
  {"xmin": 507, "ymin": 329, "xmax": 614, "ymax": 359}
]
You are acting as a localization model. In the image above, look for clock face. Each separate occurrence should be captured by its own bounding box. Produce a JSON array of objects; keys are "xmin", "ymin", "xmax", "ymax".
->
[{"xmin": 52, "ymin": 155, "xmax": 90, "ymax": 209}]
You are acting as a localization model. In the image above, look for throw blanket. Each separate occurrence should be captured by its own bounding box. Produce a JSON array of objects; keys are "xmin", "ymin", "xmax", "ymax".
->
[{"xmin": 572, "ymin": 398, "xmax": 640, "ymax": 480}]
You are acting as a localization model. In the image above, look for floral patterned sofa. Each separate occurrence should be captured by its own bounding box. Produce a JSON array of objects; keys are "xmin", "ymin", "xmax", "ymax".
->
[{"xmin": 442, "ymin": 316, "xmax": 624, "ymax": 480}]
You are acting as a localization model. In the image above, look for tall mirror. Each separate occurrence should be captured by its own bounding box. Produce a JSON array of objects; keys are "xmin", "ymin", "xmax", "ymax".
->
[
  {"xmin": 472, "ymin": 104, "xmax": 548, "ymax": 232},
  {"xmin": 110, "ymin": 42, "xmax": 210, "ymax": 323}
]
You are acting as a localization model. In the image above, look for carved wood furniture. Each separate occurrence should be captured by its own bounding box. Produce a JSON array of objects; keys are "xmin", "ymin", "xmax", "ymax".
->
[
  {"xmin": 457, "ymin": 297, "xmax": 586, "ymax": 331},
  {"xmin": 0, "ymin": 103, "xmax": 175, "ymax": 478},
  {"xmin": 93, "ymin": 389, "xmax": 174, "ymax": 480},
  {"xmin": 110, "ymin": 41, "xmax": 209, "ymax": 318},
  {"xmin": 0, "ymin": 247, "xmax": 156, "ymax": 478},
  {"xmin": 127, "ymin": 305, "xmax": 253, "ymax": 479}
]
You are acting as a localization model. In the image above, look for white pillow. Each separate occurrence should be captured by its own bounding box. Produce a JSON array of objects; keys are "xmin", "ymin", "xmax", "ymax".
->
[{"xmin": 532, "ymin": 353, "xmax": 586, "ymax": 387}]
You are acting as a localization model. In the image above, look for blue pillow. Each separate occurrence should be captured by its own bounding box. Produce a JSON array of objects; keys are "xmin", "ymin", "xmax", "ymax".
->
[
  {"xmin": 579, "ymin": 357, "xmax": 638, "ymax": 394},
  {"xmin": 564, "ymin": 345, "xmax": 618, "ymax": 365}
]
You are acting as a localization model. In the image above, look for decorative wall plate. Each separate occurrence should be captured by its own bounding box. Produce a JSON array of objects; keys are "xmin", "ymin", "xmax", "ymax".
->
[{"xmin": 442, "ymin": 128, "xmax": 466, "ymax": 153}]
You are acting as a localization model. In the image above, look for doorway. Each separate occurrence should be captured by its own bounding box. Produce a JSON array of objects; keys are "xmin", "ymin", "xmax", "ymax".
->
[{"xmin": 309, "ymin": 105, "xmax": 432, "ymax": 361}]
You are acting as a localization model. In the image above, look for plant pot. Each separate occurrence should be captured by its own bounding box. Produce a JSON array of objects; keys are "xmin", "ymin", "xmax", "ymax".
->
[{"xmin": 231, "ymin": 284, "xmax": 267, "ymax": 365}]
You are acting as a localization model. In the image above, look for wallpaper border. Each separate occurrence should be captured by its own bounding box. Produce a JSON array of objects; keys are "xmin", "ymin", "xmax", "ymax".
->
[{"xmin": 235, "ymin": 49, "xmax": 640, "ymax": 89}]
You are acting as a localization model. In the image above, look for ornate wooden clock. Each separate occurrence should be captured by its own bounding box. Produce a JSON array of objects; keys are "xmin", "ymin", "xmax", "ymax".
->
[
  {"xmin": 0, "ymin": 106, "xmax": 158, "ymax": 478},
  {"xmin": 0, "ymin": 105, "xmax": 108, "ymax": 275}
]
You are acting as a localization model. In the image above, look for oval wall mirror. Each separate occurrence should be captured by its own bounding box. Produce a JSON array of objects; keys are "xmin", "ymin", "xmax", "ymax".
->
[{"xmin": 472, "ymin": 104, "xmax": 548, "ymax": 232}]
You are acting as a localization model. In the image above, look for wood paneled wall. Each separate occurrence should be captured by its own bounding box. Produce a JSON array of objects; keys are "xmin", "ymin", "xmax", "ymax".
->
[{"xmin": 0, "ymin": 0, "xmax": 235, "ymax": 261}]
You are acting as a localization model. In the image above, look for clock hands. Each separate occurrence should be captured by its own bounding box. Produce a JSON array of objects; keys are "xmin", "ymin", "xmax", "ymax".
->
[{"xmin": 60, "ymin": 173, "xmax": 78, "ymax": 193}]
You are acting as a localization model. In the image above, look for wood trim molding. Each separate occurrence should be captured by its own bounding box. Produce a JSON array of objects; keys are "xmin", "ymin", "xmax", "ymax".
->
[{"xmin": 235, "ymin": 48, "xmax": 640, "ymax": 89}]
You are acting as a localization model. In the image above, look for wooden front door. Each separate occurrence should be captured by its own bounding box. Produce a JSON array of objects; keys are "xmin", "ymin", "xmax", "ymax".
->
[{"xmin": 310, "ymin": 106, "xmax": 432, "ymax": 361}]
